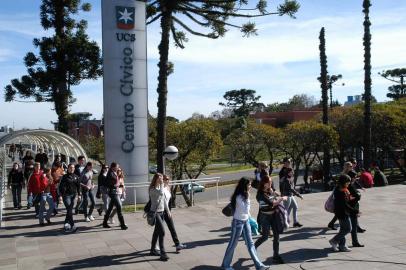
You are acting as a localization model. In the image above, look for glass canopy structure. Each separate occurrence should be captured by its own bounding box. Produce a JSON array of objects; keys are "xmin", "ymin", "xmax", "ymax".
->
[{"xmin": 0, "ymin": 129, "xmax": 88, "ymax": 163}]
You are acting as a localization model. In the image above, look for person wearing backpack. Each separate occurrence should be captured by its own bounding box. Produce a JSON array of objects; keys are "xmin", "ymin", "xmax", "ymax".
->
[
  {"xmin": 221, "ymin": 177, "xmax": 270, "ymax": 270},
  {"xmin": 329, "ymin": 174, "xmax": 359, "ymax": 252},
  {"xmin": 254, "ymin": 175, "xmax": 287, "ymax": 264}
]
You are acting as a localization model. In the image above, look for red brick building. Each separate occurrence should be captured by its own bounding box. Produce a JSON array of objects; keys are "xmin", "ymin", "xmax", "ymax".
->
[
  {"xmin": 251, "ymin": 110, "xmax": 322, "ymax": 127},
  {"xmin": 67, "ymin": 119, "xmax": 103, "ymax": 141}
]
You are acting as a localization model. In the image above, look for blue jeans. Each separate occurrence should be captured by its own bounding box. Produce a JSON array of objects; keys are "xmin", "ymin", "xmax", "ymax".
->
[
  {"xmin": 283, "ymin": 196, "xmax": 298, "ymax": 224},
  {"xmin": 82, "ymin": 189, "xmax": 95, "ymax": 218},
  {"xmin": 331, "ymin": 216, "xmax": 352, "ymax": 248},
  {"xmin": 63, "ymin": 195, "xmax": 76, "ymax": 227},
  {"xmin": 11, "ymin": 185, "xmax": 22, "ymax": 208},
  {"xmin": 222, "ymin": 218, "xmax": 265, "ymax": 270},
  {"xmin": 39, "ymin": 193, "xmax": 55, "ymax": 223}
]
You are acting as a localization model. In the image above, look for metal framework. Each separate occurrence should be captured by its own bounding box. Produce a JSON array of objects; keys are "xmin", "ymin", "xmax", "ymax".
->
[{"xmin": 0, "ymin": 129, "xmax": 88, "ymax": 163}]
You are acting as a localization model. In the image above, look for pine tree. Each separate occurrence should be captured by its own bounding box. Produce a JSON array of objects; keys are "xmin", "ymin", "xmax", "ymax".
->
[
  {"xmin": 146, "ymin": 0, "xmax": 300, "ymax": 173},
  {"xmin": 363, "ymin": 0, "xmax": 372, "ymax": 168},
  {"xmin": 4, "ymin": 0, "xmax": 102, "ymax": 134}
]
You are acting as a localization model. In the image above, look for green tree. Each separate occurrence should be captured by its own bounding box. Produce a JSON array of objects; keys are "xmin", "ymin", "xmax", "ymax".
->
[
  {"xmin": 379, "ymin": 68, "xmax": 406, "ymax": 100},
  {"xmin": 4, "ymin": 0, "xmax": 102, "ymax": 134},
  {"xmin": 256, "ymin": 124, "xmax": 283, "ymax": 173},
  {"xmin": 265, "ymin": 94, "xmax": 317, "ymax": 112},
  {"xmin": 219, "ymin": 89, "xmax": 264, "ymax": 118},
  {"xmin": 226, "ymin": 121, "xmax": 263, "ymax": 165},
  {"xmin": 147, "ymin": 0, "xmax": 300, "ymax": 173},
  {"xmin": 281, "ymin": 121, "xmax": 338, "ymax": 187},
  {"xmin": 82, "ymin": 135, "xmax": 105, "ymax": 161},
  {"xmin": 362, "ymin": 0, "xmax": 372, "ymax": 168},
  {"xmin": 318, "ymin": 27, "xmax": 331, "ymax": 188},
  {"xmin": 167, "ymin": 119, "xmax": 222, "ymax": 206}
]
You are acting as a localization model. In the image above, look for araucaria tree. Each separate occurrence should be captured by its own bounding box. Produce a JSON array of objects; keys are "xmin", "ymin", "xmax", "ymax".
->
[
  {"xmin": 362, "ymin": 0, "xmax": 372, "ymax": 168},
  {"xmin": 4, "ymin": 0, "xmax": 102, "ymax": 134},
  {"xmin": 379, "ymin": 68, "xmax": 406, "ymax": 100},
  {"xmin": 146, "ymin": 0, "xmax": 300, "ymax": 173},
  {"xmin": 318, "ymin": 27, "xmax": 331, "ymax": 188},
  {"xmin": 219, "ymin": 89, "xmax": 264, "ymax": 118}
]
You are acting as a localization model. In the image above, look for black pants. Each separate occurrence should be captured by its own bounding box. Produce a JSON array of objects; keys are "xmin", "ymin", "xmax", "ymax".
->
[
  {"xmin": 11, "ymin": 185, "xmax": 22, "ymax": 208},
  {"xmin": 328, "ymin": 215, "xmax": 338, "ymax": 226},
  {"xmin": 82, "ymin": 189, "xmax": 95, "ymax": 218},
  {"xmin": 104, "ymin": 193, "xmax": 125, "ymax": 225},
  {"xmin": 63, "ymin": 195, "xmax": 76, "ymax": 227},
  {"xmin": 164, "ymin": 210, "xmax": 180, "ymax": 246},
  {"xmin": 350, "ymin": 215, "xmax": 360, "ymax": 244},
  {"xmin": 255, "ymin": 213, "xmax": 280, "ymax": 257},
  {"xmin": 151, "ymin": 212, "xmax": 166, "ymax": 255}
]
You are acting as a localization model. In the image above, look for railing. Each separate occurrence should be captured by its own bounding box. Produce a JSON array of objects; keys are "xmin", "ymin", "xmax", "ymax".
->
[
  {"xmin": 124, "ymin": 177, "xmax": 222, "ymax": 213},
  {"xmin": 0, "ymin": 149, "xmax": 7, "ymax": 227}
]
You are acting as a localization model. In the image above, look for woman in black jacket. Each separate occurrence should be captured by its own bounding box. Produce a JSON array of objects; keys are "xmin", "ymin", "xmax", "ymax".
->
[
  {"xmin": 329, "ymin": 174, "xmax": 359, "ymax": 252},
  {"xmin": 102, "ymin": 162, "xmax": 127, "ymax": 230},
  {"xmin": 8, "ymin": 163, "xmax": 25, "ymax": 209}
]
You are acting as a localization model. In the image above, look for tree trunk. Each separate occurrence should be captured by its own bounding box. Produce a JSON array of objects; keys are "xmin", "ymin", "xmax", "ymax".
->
[
  {"xmin": 363, "ymin": 0, "xmax": 372, "ymax": 169},
  {"xmin": 54, "ymin": 0, "xmax": 69, "ymax": 134},
  {"xmin": 156, "ymin": 11, "xmax": 172, "ymax": 173},
  {"xmin": 319, "ymin": 27, "xmax": 331, "ymax": 190}
]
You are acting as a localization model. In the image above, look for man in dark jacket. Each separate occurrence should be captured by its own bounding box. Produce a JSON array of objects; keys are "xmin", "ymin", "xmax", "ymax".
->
[
  {"xmin": 59, "ymin": 163, "xmax": 81, "ymax": 233},
  {"xmin": 373, "ymin": 166, "xmax": 388, "ymax": 186}
]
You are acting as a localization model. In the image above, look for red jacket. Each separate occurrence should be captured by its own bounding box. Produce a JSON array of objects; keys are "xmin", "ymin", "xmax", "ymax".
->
[
  {"xmin": 28, "ymin": 170, "xmax": 48, "ymax": 194},
  {"xmin": 359, "ymin": 172, "xmax": 374, "ymax": 188}
]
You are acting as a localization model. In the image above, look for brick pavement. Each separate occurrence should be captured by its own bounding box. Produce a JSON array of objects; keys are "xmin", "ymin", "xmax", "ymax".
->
[{"xmin": 1, "ymin": 185, "xmax": 406, "ymax": 270}]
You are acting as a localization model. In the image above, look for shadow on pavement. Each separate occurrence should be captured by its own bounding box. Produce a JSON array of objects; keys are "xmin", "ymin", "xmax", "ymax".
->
[
  {"xmin": 269, "ymin": 247, "xmax": 331, "ymax": 264},
  {"xmin": 280, "ymin": 226, "xmax": 331, "ymax": 242},
  {"xmin": 50, "ymin": 250, "xmax": 156, "ymax": 270}
]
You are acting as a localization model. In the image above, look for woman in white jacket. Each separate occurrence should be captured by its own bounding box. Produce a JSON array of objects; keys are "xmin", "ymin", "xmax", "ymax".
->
[{"xmin": 221, "ymin": 177, "xmax": 270, "ymax": 270}]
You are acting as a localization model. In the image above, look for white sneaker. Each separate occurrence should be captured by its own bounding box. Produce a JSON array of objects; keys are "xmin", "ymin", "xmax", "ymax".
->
[
  {"xmin": 109, "ymin": 218, "xmax": 115, "ymax": 224},
  {"xmin": 329, "ymin": 239, "xmax": 339, "ymax": 252},
  {"xmin": 70, "ymin": 225, "xmax": 77, "ymax": 233},
  {"xmin": 85, "ymin": 217, "xmax": 91, "ymax": 222},
  {"xmin": 89, "ymin": 215, "xmax": 95, "ymax": 221},
  {"xmin": 340, "ymin": 246, "xmax": 352, "ymax": 252}
]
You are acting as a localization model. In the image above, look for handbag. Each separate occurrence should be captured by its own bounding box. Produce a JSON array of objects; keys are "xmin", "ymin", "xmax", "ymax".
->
[
  {"xmin": 222, "ymin": 202, "xmax": 234, "ymax": 217},
  {"xmin": 144, "ymin": 199, "xmax": 151, "ymax": 213},
  {"xmin": 145, "ymin": 195, "xmax": 162, "ymax": 227},
  {"xmin": 324, "ymin": 191, "xmax": 335, "ymax": 213}
]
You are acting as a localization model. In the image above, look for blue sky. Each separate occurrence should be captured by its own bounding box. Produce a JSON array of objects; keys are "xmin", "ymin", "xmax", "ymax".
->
[{"xmin": 1, "ymin": 0, "xmax": 406, "ymax": 129}]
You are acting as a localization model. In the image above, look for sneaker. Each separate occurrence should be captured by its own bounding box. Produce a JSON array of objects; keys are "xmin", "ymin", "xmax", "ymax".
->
[
  {"xmin": 272, "ymin": 255, "xmax": 284, "ymax": 264},
  {"xmin": 70, "ymin": 225, "xmax": 78, "ymax": 233},
  {"xmin": 160, "ymin": 254, "xmax": 169, "ymax": 261},
  {"xmin": 176, "ymin": 243, "xmax": 186, "ymax": 252},
  {"xmin": 293, "ymin": 222, "xmax": 303, "ymax": 228},
  {"xmin": 85, "ymin": 217, "xmax": 91, "ymax": 222},
  {"xmin": 328, "ymin": 223, "xmax": 337, "ymax": 230},
  {"xmin": 149, "ymin": 249, "xmax": 160, "ymax": 256},
  {"xmin": 121, "ymin": 224, "xmax": 128, "ymax": 230},
  {"xmin": 89, "ymin": 216, "xmax": 95, "ymax": 221},
  {"xmin": 357, "ymin": 227, "xmax": 366, "ymax": 233},
  {"xmin": 109, "ymin": 218, "xmax": 115, "ymax": 224},
  {"xmin": 259, "ymin": 266, "xmax": 270, "ymax": 270},
  {"xmin": 329, "ymin": 239, "xmax": 339, "ymax": 252},
  {"xmin": 352, "ymin": 242, "xmax": 365, "ymax": 248},
  {"xmin": 339, "ymin": 246, "xmax": 352, "ymax": 252}
]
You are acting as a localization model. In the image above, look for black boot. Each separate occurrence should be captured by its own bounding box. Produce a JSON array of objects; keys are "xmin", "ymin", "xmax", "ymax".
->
[
  {"xmin": 118, "ymin": 215, "xmax": 128, "ymax": 230},
  {"xmin": 103, "ymin": 215, "xmax": 110, "ymax": 228}
]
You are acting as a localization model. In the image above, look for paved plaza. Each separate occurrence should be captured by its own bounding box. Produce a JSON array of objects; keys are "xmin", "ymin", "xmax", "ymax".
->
[{"xmin": 1, "ymin": 185, "xmax": 406, "ymax": 270}]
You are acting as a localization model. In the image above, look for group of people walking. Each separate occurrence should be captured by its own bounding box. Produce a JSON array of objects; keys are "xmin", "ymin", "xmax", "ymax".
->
[{"xmin": 8, "ymin": 149, "xmax": 384, "ymax": 268}]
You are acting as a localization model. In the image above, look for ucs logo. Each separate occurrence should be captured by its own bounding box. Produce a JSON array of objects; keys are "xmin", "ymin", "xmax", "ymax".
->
[{"xmin": 116, "ymin": 6, "xmax": 135, "ymax": 30}]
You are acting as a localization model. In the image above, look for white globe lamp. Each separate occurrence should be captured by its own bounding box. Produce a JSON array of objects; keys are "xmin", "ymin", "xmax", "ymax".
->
[{"xmin": 164, "ymin": 145, "xmax": 178, "ymax": 161}]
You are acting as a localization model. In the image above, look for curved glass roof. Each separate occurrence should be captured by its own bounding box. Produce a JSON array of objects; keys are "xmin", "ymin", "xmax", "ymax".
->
[{"xmin": 0, "ymin": 129, "xmax": 87, "ymax": 162}]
